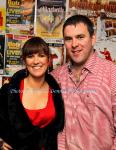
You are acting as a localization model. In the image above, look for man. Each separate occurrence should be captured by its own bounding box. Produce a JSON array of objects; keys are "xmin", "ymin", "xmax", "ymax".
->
[{"xmin": 51, "ymin": 15, "xmax": 116, "ymax": 150}]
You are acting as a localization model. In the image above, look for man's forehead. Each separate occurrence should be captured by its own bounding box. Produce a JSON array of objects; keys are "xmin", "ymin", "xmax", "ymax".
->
[{"xmin": 64, "ymin": 24, "xmax": 88, "ymax": 35}]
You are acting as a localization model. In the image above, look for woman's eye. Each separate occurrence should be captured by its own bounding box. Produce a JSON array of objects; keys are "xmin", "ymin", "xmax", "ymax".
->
[{"xmin": 39, "ymin": 54, "xmax": 46, "ymax": 57}]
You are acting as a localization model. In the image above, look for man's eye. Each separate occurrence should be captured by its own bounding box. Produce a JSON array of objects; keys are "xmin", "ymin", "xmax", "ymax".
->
[
  {"xmin": 77, "ymin": 35, "xmax": 84, "ymax": 39},
  {"xmin": 64, "ymin": 37, "xmax": 72, "ymax": 41},
  {"xmin": 79, "ymin": 36, "xmax": 84, "ymax": 39}
]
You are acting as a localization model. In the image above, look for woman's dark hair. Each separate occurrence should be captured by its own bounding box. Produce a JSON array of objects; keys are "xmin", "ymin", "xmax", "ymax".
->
[
  {"xmin": 22, "ymin": 36, "xmax": 49, "ymax": 60},
  {"xmin": 63, "ymin": 15, "xmax": 94, "ymax": 37}
]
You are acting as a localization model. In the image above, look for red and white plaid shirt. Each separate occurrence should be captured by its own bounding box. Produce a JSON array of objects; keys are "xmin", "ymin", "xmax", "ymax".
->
[{"xmin": 51, "ymin": 52, "xmax": 116, "ymax": 150}]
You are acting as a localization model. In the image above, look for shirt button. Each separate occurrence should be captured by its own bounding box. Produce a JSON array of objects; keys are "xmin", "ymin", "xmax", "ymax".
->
[
  {"xmin": 71, "ymin": 136, "xmax": 74, "ymax": 141},
  {"xmin": 87, "ymin": 94, "xmax": 89, "ymax": 97},
  {"xmin": 73, "ymin": 105, "xmax": 76, "ymax": 109},
  {"xmin": 73, "ymin": 119, "xmax": 76, "ymax": 124}
]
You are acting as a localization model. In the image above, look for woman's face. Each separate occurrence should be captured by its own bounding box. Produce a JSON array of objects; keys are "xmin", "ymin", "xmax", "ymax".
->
[{"xmin": 25, "ymin": 53, "xmax": 49, "ymax": 79}]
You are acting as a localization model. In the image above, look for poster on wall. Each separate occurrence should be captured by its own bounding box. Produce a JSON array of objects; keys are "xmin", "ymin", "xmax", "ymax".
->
[
  {"xmin": 66, "ymin": 0, "xmax": 116, "ymax": 63},
  {"xmin": 0, "ymin": 34, "xmax": 5, "ymax": 74},
  {"xmin": 2, "ymin": 75, "xmax": 11, "ymax": 85},
  {"xmin": 0, "ymin": 75, "xmax": 11, "ymax": 88},
  {"xmin": 36, "ymin": 0, "xmax": 66, "ymax": 40},
  {"xmin": 48, "ymin": 43, "xmax": 64, "ymax": 71},
  {"xmin": 5, "ymin": 34, "xmax": 32, "ymax": 75},
  {"xmin": 6, "ymin": 0, "xmax": 35, "ymax": 35},
  {"xmin": 0, "ymin": 0, "xmax": 6, "ymax": 34}
]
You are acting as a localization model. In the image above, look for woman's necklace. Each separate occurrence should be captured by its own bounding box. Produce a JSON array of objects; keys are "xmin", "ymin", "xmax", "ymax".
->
[{"xmin": 25, "ymin": 78, "xmax": 46, "ymax": 93}]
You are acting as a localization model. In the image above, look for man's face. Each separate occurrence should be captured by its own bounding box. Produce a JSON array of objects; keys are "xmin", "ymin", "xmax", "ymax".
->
[{"xmin": 63, "ymin": 23, "xmax": 96, "ymax": 67}]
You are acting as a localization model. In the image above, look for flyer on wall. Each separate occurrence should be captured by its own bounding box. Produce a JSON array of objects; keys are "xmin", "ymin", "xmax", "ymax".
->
[
  {"xmin": 66, "ymin": 0, "xmax": 116, "ymax": 63},
  {"xmin": 36, "ymin": 0, "xmax": 66, "ymax": 40},
  {"xmin": 6, "ymin": 0, "xmax": 35, "ymax": 35},
  {"xmin": 0, "ymin": 34, "xmax": 5, "ymax": 74},
  {"xmin": 5, "ymin": 34, "xmax": 32, "ymax": 75},
  {"xmin": 0, "ymin": 0, "xmax": 6, "ymax": 34},
  {"xmin": 48, "ymin": 43, "xmax": 65, "ymax": 71}
]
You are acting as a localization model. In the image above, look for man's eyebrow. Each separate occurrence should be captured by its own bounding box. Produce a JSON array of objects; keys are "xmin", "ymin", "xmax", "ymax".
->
[
  {"xmin": 64, "ymin": 34, "xmax": 85, "ymax": 39},
  {"xmin": 75, "ymin": 33, "xmax": 85, "ymax": 36},
  {"xmin": 64, "ymin": 36, "xmax": 72, "ymax": 40}
]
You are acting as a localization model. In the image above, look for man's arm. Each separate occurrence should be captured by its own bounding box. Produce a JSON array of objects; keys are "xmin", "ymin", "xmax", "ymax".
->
[
  {"xmin": 58, "ymin": 127, "xmax": 66, "ymax": 150},
  {"xmin": 111, "ymin": 64, "xmax": 116, "ymax": 150},
  {"xmin": 50, "ymin": 69, "xmax": 66, "ymax": 150}
]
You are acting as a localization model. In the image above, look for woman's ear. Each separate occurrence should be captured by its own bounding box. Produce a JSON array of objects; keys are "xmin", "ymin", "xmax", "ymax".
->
[
  {"xmin": 48, "ymin": 55, "xmax": 53, "ymax": 72},
  {"xmin": 48, "ymin": 55, "xmax": 52, "ymax": 66},
  {"xmin": 21, "ymin": 57, "xmax": 26, "ymax": 67}
]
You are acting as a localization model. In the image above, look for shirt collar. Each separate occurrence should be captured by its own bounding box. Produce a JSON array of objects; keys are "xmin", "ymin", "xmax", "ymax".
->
[{"xmin": 68, "ymin": 51, "xmax": 98, "ymax": 75}]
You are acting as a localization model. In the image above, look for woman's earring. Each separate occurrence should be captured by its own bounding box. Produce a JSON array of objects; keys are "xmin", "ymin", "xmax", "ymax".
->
[
  {"xmin": 25, "ymin": 68, "xmax": 29, "ymax": 76},
  {"xmin": 47, "ymin": 67, "xmax": 50, "ymax": 73}
]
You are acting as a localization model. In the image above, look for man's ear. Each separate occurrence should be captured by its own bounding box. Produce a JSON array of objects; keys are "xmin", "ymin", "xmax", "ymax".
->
[{"xmin": 92, "ymin": 33, "xmax": 96, "ymax": 47}]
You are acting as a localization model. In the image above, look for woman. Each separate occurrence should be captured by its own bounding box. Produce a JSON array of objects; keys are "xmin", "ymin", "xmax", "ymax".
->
[{"xmin": 0, "ymin": 37, "xmax": 64, "ymax": 150}]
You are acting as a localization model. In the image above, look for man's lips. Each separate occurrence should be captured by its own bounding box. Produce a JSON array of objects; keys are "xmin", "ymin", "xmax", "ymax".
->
[{"xmin": 72, "ymin": 49, "xmax": 82, "ymax": 55}]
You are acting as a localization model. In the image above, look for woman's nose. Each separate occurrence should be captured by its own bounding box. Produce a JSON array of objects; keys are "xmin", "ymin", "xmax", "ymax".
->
[{"xmin": 33, "ymin": 56, "xmax": 40, "ymax": 64}]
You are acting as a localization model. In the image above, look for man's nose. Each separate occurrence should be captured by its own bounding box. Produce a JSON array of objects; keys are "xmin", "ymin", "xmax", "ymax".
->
[{"xmin": 72, "ymin": 38, "xmax": 79, "ymax": 48}]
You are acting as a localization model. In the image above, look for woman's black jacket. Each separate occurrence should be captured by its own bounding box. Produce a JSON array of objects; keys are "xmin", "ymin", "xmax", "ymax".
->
[{"xmin": 0, "ymin": 69, "xmax": 64, "ymax": 150}]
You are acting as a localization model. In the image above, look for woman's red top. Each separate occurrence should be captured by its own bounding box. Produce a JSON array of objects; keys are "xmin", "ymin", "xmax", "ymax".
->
[{"xmin": 20, "ymin": 80, "xmax": 56, "ymax": 128}]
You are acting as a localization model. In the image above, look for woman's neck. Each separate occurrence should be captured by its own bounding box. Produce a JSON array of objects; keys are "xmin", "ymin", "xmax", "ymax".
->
[{"xmin": 25, "ymin": 75, "xmax": 46, "ymax": 89}]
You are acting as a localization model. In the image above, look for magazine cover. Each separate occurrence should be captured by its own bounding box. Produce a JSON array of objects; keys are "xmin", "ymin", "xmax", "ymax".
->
[
  {"xmin": 0, "ymin": 0, "xmax": 6, "ymax": 34},
  {"xmin": 5, "ymin": 34, "xmax": 32, "ymax": 75},
  {"xmin": 48, "ymin": 43, "xmax": 64, "ymax": 71},
  {"xmin": 0, "ymin": 34, "xmax": 5, "ymax": 74},
  {"xmin": 36, "ymin": 0, "xmax": 66, "ymax": 39},
  {"xmin": 6, "ymin": 0, "xmax": 35, "ymax": 35},
  {"xmin": 66, "ymin": 0, "xmax": 116, "ymax": 63}
]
